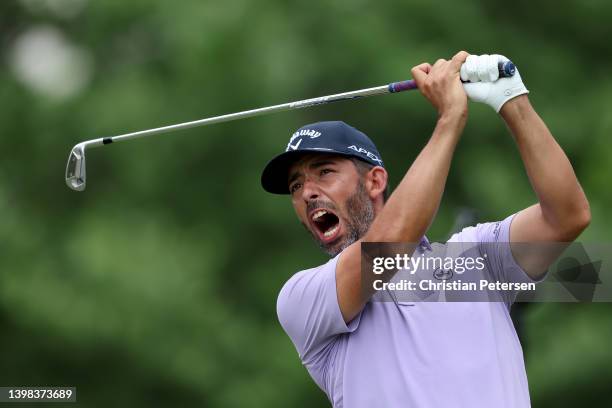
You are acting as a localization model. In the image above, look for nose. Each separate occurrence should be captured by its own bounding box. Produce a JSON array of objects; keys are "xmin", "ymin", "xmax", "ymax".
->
[{"xmin": 301, "ymin": 178, "xmax": 321, "ymax": 202}]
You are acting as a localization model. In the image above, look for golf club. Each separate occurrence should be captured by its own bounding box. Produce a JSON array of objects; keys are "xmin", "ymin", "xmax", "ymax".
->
[{"xmin": 65, "ymin": 61, "xmax": 515, "ymax": 191}]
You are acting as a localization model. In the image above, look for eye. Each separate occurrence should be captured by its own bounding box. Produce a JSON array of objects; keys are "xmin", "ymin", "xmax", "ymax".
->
[
  {"xmin": 320, "ymin": 168, "xmax": 333, "ymax": 176},
  {"xmin": 289, "ymin": 182, "xmax": 302, "ymax": 194}
]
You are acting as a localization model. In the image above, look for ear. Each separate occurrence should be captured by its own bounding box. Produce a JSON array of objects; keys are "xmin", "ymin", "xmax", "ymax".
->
[{"xmin": 365, "ymin": 166, "xmax": 388, "ymax": 201}]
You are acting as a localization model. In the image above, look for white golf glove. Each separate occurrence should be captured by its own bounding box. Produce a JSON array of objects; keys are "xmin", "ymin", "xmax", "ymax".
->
[{"xmin": 461, "ymin": 54, "xmax": 529, "ymax": 112}]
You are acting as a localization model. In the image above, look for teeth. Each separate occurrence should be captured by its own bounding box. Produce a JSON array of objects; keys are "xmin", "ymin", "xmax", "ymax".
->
[
  {"xmin": 312, "ymin": 210, "xmax": 328, "ymax": 220},
  {"xmin": 323, "ymin": 224, "xmax": 339, "ymax": 238}
]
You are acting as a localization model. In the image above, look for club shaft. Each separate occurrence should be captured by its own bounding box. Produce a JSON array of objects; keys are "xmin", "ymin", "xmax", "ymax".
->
[
  {"xmin": 66, "ymin": 60, "xmax": 517, "ymax": 191},
  {"xmin": 75, "ymin": 60, "xmax": 516, "ymax": 149},
  {"xmin": 96, "ymin": 81, "xmax": 416, "ymax": 146}
]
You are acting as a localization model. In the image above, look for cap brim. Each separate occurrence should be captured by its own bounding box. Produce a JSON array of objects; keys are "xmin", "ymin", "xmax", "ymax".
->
[{"xmin": 260, "ymin": 149, "xmax": 357, "ymax": 194}]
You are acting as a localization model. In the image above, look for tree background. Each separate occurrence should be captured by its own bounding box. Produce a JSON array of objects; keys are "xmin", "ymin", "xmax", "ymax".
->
[{"xmin": 1, "ymin": 0, "xmax": 611, "ymax": 406}]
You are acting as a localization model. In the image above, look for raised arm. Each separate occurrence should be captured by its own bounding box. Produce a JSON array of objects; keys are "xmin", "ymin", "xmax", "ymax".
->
[
  {"xmin": 501, "ymin": 96, "xmax": 591, "ymax": 278},
  {"xmin": 459, "ymin": 54, "xmax": 591, "ymax": 279},
  {"xmin": 336, "ymin": 51, "xmax": 469, "ymax": 323}
]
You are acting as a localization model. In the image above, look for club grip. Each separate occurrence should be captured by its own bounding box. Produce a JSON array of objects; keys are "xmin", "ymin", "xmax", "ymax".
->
[
  {"xmin": 498, "ymin": 60, "xmax": 516, "ymax": 77},
  {"xmin": 388, "ymin": 80, "xmax": 418, "ymax": 93},
  {"xmin": 460, "ymin": 60, "xmax": 516, "ymax": 83},
  {"xmin": 388, "ymin": 60, "xmax": 515, "ymax": 93}
]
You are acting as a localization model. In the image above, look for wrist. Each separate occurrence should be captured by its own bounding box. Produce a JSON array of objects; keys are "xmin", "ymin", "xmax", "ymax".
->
[
  {"xmin": 438, "ymin": 108, "xmax": 467, "ymax": 127},
  {"xmin": 435, "ymin": 110, "xmax": 467, "ymax": 140},
  {"xmin": 500, "ymin": 95, "xmax": 533, "ymax": 121}
]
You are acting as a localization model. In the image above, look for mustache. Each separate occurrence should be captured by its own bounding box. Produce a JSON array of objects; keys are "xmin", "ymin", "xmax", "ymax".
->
[{"xmin": 306, "ymin": 199, "xmax": 339, "ymax": 215}]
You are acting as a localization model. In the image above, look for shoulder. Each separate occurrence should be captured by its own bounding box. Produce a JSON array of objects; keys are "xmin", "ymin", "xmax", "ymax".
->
[
  {"xmin": 275, "ymin": 254, "xmax": 349, "ymax": 362},
  {"xmin": 447, "ymin": 214, "xmax": 517, "ymax": 243},
  {"xmin": 277, "ymin": 256, "xmax": 339, "ymax": 306}
]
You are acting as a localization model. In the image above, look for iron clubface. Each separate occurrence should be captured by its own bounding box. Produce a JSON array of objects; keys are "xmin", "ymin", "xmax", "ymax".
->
[{"xmin": 65, "ymin": 143, "xmax": 87, "ymax": 191}]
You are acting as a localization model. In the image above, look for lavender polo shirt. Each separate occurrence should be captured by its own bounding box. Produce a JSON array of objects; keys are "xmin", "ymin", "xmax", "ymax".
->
[{"xmin": 277, "ymin": 214, "xmax": 540, "ymax": 407}]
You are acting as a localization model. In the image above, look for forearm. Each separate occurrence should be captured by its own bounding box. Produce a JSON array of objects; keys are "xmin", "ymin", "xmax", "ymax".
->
[
  {"xmin": 501, "ymin": 96, "xmax": 590, "ymax": 232},
  {"xmin": 365, "ymin": 113, "xmax": 464, "ymax": 242},
  {"xmin": 337, "ymin": 113, "xmax": 464, "ymax": 321},
  {"xmin": 336, "ymin": 52, "xmax": 470, "ymax": 322}
]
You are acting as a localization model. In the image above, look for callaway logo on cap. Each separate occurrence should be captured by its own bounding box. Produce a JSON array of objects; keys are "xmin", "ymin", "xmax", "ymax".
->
[{"xmin": 261, "ymin": 121, "xmax": 384, "ymax": 194}]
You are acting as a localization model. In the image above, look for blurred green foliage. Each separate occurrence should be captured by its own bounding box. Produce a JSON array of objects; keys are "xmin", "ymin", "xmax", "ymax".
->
[{"xmin": 1, "ymin": 0, "xmax": 611, "ymax": 406}]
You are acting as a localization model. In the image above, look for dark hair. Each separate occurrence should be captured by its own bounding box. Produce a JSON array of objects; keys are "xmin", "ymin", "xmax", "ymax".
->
[{"xmin": 350, "ymin": 157, "xmax": 390, "ymax": 203}]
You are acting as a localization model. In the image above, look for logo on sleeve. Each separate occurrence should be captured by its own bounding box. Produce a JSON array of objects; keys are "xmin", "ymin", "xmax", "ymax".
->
[{"xmin": 493, "ymin": 222, "xmax": 501, "ymax": 241}]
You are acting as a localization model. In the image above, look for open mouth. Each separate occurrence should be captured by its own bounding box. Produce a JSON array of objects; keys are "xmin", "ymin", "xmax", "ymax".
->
[{"xmin": 310, "ymin": 208, "xmax": 341, "ymax": 243}]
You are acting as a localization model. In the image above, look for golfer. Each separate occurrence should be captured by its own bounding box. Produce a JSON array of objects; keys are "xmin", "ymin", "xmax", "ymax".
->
[{"xmin": 260, "ymin": 51, "xmax": 590, "ymax": 407}]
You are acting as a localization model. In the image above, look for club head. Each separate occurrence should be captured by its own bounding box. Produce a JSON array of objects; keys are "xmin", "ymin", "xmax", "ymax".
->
[{"xmin": 65, "ymin": 143, "xmax": 87, "ymax": 191}]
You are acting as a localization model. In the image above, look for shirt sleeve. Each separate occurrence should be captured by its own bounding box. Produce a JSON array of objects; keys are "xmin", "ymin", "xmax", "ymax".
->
[
  {"xmin": 474, "ymin": 213, "xmax": 547, "ymax": 304},
  {"xmin": 474, "ymin": 214, "xmax": 532, "ymax": 281},
  {"xmin": 276, "ymin": 253, "xmax": 361, "ymax": 369}
]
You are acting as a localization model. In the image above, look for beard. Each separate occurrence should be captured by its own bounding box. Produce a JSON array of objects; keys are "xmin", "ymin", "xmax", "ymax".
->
[{"xmin": 304, "ymin": 181, "xmax": 375, "ymax": 257}]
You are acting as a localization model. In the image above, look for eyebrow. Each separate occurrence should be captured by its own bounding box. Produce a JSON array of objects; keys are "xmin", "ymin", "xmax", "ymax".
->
[{"xmin": 288, "ymin": 159, "xmax": 339, "ymax": 186}]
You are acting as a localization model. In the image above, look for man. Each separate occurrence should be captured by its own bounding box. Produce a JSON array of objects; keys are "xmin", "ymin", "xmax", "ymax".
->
[{"xmin": 260, "ymin": 52, "xmax": 590, "ymax": 407}]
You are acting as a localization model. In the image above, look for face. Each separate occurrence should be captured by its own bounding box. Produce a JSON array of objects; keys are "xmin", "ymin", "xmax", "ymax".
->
[{"xmin": 288, "ymin": 155, "xmax": 375, "ymax": 257}]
